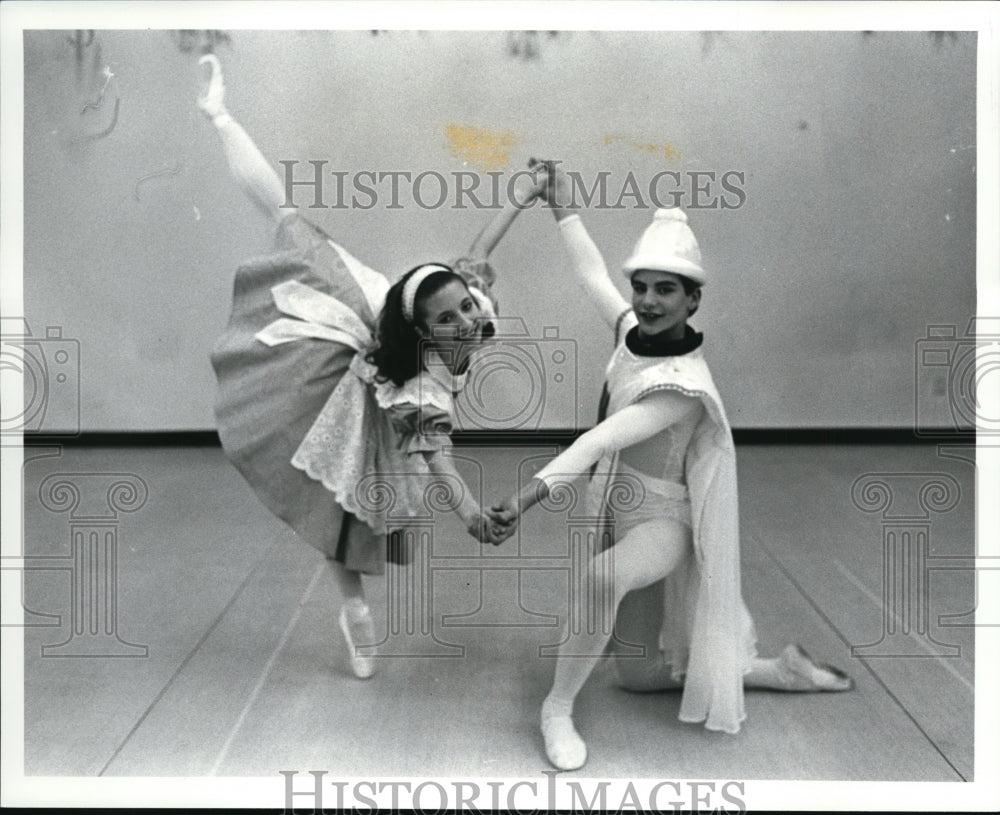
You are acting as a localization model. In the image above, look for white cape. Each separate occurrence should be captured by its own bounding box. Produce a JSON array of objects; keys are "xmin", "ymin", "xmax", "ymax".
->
[{"xmin": 586, "ymin": 318, "xmax": 758, "ymax": 734}]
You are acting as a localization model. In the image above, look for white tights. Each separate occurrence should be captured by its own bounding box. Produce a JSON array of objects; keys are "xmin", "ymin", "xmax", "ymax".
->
[
  {"xmin": 544, "ymin": 518, "xmax": 816, "ymax": 712},
  {"xmin": 545, "ymin": 518, "xmax": 692, "ymax": 713}
]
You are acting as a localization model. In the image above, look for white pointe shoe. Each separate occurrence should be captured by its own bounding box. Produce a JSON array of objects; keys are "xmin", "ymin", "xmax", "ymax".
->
[
  {"xmin": 338, "ymin": 601, "xmax": 376, "ymax": 680},
  {"xmin": 778, "ymin": 644, "xmax": 853, "ymax": 692},
  {"xmin": 541, "ymin": 700, "xmax": 587, "ymax": 771},
  {"xmin": 197, "ymin": 54, "xmax": 227, "ymax": 118}
]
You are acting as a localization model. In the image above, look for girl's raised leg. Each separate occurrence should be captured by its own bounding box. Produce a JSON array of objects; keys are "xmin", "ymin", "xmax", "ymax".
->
[{"xmin": 198, "ymin": 54, "xmax": 286, "ymax": 222}]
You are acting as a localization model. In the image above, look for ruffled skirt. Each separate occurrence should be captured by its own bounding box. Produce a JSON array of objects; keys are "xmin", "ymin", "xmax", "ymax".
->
[{"xmin": 211, "ymin": 214, "xmax": 402, "ymax": 574}]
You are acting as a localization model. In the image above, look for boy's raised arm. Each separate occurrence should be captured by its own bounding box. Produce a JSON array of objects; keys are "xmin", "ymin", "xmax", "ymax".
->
[{"xmin": 533, "ymin": 159, "xmax": 630, "ymax": 330}]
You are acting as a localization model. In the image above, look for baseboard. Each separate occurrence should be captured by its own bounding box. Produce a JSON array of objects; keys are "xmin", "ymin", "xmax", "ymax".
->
[{"xmin": 18, "ymin": 428, "xmax": 975, "ymax": 447}]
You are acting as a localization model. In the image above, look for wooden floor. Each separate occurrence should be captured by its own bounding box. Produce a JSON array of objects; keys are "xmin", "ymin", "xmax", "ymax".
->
[{"xmin": 18, "ymin": 443, "xmax": 975, "ymax": 780}]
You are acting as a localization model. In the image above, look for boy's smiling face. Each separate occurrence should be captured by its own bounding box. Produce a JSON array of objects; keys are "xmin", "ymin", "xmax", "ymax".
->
[{"xmin": 630, "ymin": 269, "xmax": 700, "ymax": 340}]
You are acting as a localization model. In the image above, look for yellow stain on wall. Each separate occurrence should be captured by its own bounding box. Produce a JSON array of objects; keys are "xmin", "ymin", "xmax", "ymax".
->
[
  {"xmin": 604, "ymin": 134, "xmax": 681, "ymax": 163},
  {"xmin": 444, "ymin": 124, "xmax": 519, "ymax": 171}
]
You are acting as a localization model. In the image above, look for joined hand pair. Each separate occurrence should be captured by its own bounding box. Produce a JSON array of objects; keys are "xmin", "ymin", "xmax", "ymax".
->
[
  {"xmin": 469, "ymin": 506, "xmax": 516, "ymax": 546},
  {"xmin": 488, "ymin": 498, "xmax": 518, "ymax": 528},
  {"xmin": 466, "ymin": 497, "xmax": 520, "ymax": 546}
]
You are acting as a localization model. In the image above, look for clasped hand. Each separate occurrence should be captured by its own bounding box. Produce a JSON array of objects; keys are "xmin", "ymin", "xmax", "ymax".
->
[
  {"xmin": 467, "ymin": 507, "xmax": 517, "ymax": 546},
  {"xmin": 527, "ymin": 157, "xmax": 571, "ymax": 207},
  {"xmin": 465, "ymin": 498, "xmax": 519, "ymax": 546},
  {"xmin": 488, "ymin": 497, "xmax": 518, "ymax": 528}
]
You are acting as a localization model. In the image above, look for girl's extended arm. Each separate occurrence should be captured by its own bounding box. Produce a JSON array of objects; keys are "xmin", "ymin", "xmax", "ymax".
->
[
  {"xmin": 492, "ymin": 389, "xmax": 699, "ymax": 520},
  {"xmin": 464, "ymin": 172, "xmax": 544, "ymax": 260},
  {"xmin": 424, "ymin": 449, "xmax": 509, "ymax": 544},
  {"xmin": 197, "ymin": 55, "xmax": 285, "ymax": 222}
]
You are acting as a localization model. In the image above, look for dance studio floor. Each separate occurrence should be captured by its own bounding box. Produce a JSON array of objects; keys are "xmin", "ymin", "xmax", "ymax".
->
[{"xmin": 19, "ymin": 442, "xmax": 975, "ymax": 780}]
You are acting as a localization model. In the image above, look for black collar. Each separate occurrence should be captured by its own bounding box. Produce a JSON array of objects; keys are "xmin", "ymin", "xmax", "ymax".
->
[{"xmin": 625, "ymin": 323, "xmax": 703, "ymax": 357}]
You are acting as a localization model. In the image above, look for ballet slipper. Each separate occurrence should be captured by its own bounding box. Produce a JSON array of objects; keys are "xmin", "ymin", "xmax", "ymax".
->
[
  {"xmin": 197, "ymin": 54, "xmax": 227, "ymax": 119},
  {"xmin": 777, "ymin": 644, "xmax": 854, "ymax": 692},
  {"xmin": 541, "ymin": 698, "xmax": 587, "ymax": 771},
  {"xmin": 338, "ymin": 599, "xmax": 376, "ymax": 680}
]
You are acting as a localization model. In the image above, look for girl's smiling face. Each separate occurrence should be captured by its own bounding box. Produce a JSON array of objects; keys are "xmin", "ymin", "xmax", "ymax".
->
[
  {"xmin": 417, "ymin": 279, "xmax": 486, "ymax": 364},
  {"xmin": 630, "ymin": 269, "xmax": 701, "ymax": 340}
]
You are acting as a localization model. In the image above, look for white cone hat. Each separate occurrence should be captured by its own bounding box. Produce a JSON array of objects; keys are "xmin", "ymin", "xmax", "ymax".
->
[{"xmin": 622, "ymin": 208, "xmax": 705, "ymax": 285}]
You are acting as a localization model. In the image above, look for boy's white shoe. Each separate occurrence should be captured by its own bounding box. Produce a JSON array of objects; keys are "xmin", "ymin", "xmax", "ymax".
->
[{"xmin": 541, "ymin": 697, "xmax": 587, "ymax": 771}]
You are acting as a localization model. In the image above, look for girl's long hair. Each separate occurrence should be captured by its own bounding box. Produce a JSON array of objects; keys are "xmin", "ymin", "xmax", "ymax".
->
[{"xmin": 366, "ymin": 265, "xmax": 460, "ymax": 387}]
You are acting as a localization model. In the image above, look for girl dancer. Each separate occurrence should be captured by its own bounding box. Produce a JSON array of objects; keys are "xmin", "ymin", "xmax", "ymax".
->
[
  {"xmin": 492, "ymin": 162, "xmax": 852, "ymax": 771},
  {"xmin": 199, "ymin": 55, "xmax": 532, "ymax": 679}
]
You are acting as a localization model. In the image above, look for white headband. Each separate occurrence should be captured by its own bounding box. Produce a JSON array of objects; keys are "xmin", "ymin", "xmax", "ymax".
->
[{"xmin": 402, "ymin": 264, "xmax": 452, "ymax": 323}]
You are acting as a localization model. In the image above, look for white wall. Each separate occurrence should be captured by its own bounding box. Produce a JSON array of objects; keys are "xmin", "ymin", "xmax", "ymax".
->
[{"xmin": 21, "ymin": 30, "xmax": 976, "ymax": 431}]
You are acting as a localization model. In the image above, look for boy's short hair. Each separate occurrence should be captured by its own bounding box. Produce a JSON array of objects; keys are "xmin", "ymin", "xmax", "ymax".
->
[{"xmin": 679, "ymin": 275, "xmax": 701, "ymax": 296}]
